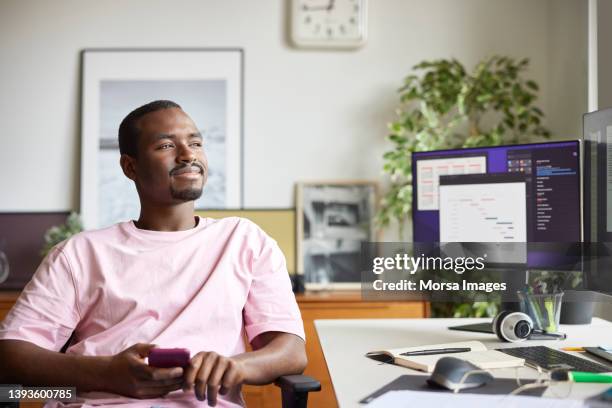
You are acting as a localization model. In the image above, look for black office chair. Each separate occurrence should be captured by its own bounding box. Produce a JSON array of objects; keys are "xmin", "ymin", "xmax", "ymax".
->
[{"xmin": 0, "ymin": 377, "xmax": 320, "ymax": 408}]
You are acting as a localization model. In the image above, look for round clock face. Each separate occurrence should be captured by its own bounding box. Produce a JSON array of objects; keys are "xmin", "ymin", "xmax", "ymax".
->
[{"xmin": 291, "ymin": 0, "xmax": 368, "ymax": 48}]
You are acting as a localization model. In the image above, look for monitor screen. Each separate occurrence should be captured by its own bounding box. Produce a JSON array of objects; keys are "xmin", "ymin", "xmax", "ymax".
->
[
  {"xmin": 584, "ymin": 108, "xmax": 612, "ymax": 242},
  {"xmin": 438, "ymin": 172, "xmax": 528, "ymax": 242},
  {"xmin": 412, "ymin": 141, "xmax": 581, "ymax": 245},
  {"xmin": 583, "ymin": 108, "xmax": 612, "ymax": 296}
]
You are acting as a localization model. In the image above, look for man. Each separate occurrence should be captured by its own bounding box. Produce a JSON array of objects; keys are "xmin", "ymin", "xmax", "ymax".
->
[{"xmin": 0, "ymin": 100, "xmax": 307, "ymax": 407}]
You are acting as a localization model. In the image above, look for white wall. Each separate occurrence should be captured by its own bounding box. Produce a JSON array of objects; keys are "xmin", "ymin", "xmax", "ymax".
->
[
  {"xmin": 547, "ymin": 0, "xmax": 587, "ymax": 139},
  {"xmin": 0, "ymin": 0, "xmax": 587, "ymax": 211}
]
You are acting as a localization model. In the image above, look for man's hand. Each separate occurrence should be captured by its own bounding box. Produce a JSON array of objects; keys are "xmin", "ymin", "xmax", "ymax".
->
[
  {"xmin": 183, "ymin": 351, "xmax": 246, "ymax": 406},
  {"xmin": 104, "ymin": 343, "xmax": 184, "ymax": 399}
]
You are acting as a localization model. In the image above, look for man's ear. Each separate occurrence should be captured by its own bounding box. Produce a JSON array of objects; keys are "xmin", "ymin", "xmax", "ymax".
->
[{"xmin": 120, "ymin": 154, "xmax": 137, "ymax": 181}]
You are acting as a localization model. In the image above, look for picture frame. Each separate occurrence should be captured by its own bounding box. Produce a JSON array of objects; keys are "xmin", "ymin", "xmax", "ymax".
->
[
  {"xmin": 296, "ymin": 181, "xmax": 378, "ymax": 290},
  {"xmin": 80, "ymin": 48, "xmax": 244, "ymax": 229}
]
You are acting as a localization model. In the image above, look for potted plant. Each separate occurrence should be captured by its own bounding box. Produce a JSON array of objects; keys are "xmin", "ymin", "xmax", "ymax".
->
[
  {"xmin": 377, "ymin": 56, "xmax": 551, "ymax": 317},
  {"xmin": 41, "ymin": 212, "xmax": 83, "ymax": 258},
  {"xmin": 528, "ymin": 270, "xmax": 593, "ymax": 325}
]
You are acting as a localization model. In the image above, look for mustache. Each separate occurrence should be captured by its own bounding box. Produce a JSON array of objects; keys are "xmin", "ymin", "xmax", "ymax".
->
[{"xmin": 170, "ymin": 162, "xmax": 205, "ymax": 176}]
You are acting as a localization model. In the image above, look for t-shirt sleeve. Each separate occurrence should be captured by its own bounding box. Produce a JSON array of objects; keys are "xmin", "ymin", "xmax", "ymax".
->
[
  {"xmin": 0, "ymin": 245, "xmax": 80, "ymax": 351},
  {"xmin": 242, "ymin": 231, "xmax": 305, "ymax": 343}
]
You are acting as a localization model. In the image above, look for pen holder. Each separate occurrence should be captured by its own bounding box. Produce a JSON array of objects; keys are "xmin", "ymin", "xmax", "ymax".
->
[{"xmin": 517, "ymin": 291, "xmax": 564, "ymax": 334}]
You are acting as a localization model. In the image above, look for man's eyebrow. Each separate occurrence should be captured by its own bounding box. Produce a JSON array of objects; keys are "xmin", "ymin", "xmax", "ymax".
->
[
  {"xmin": 152, "ymin": 133, "xmax": 175, "ymax": 141},
  {"xmin": 151, "ymin": 132, "xmax": 203, "ymax": 141}
]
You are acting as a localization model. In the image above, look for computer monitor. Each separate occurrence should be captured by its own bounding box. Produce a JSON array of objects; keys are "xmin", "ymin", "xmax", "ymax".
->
[
  {"xmin": 412, "ymin": 141, "xmax": 582, "ymax": 269},
  {"xmin": 584, "ymin": 108, "xmax": 612, "ymax": 242},
  {"xmin": 583, "ymin": 108, "xmax": 612, "ymax": 296}
]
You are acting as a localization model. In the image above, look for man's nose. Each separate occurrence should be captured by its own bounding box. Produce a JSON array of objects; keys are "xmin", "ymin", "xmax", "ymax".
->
[{"xmin": 176, "ymin": 144, "xmax": 196, "ymax": 163}]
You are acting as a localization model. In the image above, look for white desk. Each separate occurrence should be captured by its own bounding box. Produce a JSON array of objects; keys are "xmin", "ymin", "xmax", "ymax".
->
[{"xmin": 314, "ymin": 317, "xmax": 612, "ymax": 407}]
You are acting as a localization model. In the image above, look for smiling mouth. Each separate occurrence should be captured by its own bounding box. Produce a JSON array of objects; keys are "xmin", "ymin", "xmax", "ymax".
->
[
  {"xmin": 171, "ymin": 165, "xmax": 203, "ymax": 177},
  {"xmin": 173, "ymin": 172, "xmax": 201, "ymax": 178}
]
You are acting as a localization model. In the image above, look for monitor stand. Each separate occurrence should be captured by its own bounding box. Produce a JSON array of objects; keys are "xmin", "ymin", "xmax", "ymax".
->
[{"xmin": 448, "ymin": 322, "xmax": 493, "ymax": 333}]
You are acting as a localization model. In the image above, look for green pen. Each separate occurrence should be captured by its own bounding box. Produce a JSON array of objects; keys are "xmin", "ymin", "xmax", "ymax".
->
[
  {"xmin": 569, "ymin": 372, "xmax": 612, "ymax": 383},
  {"xmin": 552, "ymin": 371, "xmax": 612, "ymax": 383}
]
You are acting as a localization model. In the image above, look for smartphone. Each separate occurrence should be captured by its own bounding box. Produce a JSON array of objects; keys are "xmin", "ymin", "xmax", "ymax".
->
[{"xmin": 148, "ymin": 348, "xmax": 191, "ymax": 368}]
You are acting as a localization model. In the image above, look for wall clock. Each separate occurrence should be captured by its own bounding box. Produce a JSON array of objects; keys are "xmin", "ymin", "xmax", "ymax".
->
[{"xmin": 290, "ymin": 0, "xmax": 368, "ymax": 49}]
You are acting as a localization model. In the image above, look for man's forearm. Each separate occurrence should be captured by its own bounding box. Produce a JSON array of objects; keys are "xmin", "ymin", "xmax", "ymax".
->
[
  {"xmin": 0, "ymin": 339, "xmax": 110, "ymax": 392},
  {"xmin": 233, "ymin": 333, "xmax": 307, "ymax": 385}
]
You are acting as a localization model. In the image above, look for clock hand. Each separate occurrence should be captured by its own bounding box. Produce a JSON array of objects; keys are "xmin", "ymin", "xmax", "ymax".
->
[
  {"xmin": 303, "ymin": 0, "xmax": 335, "ymax": 11},
  {"xmin": 304, "ymin": 5, "xmax": 331, "ymax": 11}
]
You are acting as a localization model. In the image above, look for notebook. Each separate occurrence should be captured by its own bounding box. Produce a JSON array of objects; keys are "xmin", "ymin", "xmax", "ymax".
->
[{"xmin": 366, "ymin": 341, "xmax": 524, "ymax": 373}]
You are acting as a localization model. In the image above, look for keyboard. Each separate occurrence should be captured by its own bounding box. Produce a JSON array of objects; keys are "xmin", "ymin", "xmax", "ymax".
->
[{"xmin": 497, "ymin": 346, "xmax": 612, "ymax": 372}]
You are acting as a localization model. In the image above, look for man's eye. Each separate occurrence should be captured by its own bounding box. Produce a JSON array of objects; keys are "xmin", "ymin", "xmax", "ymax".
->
[
  {"xmin": 158, "ymin": 143, "xmax": 173, "ymax": 150},
  {"xmin": 191, "ymin": 142, "xmax": 203, "ymax": 148}
]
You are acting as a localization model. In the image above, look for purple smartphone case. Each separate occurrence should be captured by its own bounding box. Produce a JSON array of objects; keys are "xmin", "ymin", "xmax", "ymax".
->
[{"xmin": 148, "ymin": 348, "xmax": 191, "ymax": 368}]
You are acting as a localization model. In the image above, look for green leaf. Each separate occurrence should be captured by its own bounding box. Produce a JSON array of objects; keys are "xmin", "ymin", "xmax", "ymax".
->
[
  {"xmin": 476, "ymin": 94, "xmax": 493, "ymax": 103},
  {"xmin": 526, "ymin": 80, "xmax": 538, "ymax": 91},
  {"xmin": 389, "ymin": 134, "xmax": 407, "ymax": 144}
]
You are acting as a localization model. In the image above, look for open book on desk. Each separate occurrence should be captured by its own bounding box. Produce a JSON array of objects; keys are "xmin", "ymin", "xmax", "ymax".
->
[{"xmin": 366, "ymin": 341, "xmax": 524, "ymax": 373}]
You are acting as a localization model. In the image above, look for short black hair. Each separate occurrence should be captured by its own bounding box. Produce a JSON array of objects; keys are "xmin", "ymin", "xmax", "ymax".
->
[{"xmin": 118, "ymin": 100, "xmax": 182, "ymax": 157}]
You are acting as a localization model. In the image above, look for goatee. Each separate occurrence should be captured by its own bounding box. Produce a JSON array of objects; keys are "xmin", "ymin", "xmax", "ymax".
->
[{"xmin": 170, "ymin": 186, "xmax": 203, "ymax": 201}]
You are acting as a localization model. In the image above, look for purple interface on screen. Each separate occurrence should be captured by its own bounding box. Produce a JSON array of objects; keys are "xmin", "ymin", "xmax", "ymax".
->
[{"xmin": 411, "ymin": 141, "xmax": 581, "ymax": 265}]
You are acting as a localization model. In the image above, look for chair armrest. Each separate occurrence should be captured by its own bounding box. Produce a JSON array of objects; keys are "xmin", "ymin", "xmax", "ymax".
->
[
  {"xmin": 274, "ymin": 374, "xmax": 321, "ymax": 393},
  {"xmin": 0, "ymin": 384, "xmax": 20, "ymax": 408},
  {"xmin": 274, "ymin": 375, "xmax": 321, "ymax": 408}
]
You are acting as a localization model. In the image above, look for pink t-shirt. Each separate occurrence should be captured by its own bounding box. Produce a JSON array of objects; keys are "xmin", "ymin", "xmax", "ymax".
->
[{"xmin": 0, "ymin": 216, "xmax": 305, "ymax": 407}]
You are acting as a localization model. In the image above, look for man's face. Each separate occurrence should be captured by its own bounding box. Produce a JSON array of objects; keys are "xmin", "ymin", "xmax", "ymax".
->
[{"xmin": 122, "ymin": 107, "xmax": 208, "ymax": 205}]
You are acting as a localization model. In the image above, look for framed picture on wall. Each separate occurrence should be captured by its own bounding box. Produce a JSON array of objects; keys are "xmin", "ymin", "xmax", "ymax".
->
[
  {"xmin": 296, "ymin": 181, "xmax": 378, "ymax": 290},
  {"xmin": 80, "ymin": 48, "xmax": 244, "ymax": 229}
]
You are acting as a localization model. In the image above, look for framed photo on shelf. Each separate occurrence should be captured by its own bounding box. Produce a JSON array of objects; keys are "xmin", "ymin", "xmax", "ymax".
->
[
  {"xmin": 296, "ymin": 181, "xmax": 378, "ymax": 290},
  {"xmin": 80, "ymin": 48, "xmax": 243, "ymax": 229}
]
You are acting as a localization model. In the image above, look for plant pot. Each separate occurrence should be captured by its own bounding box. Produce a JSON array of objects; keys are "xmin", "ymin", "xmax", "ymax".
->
[{"xmin": 560, "ymin": 301, "xmax": 594, "ymax": 325}]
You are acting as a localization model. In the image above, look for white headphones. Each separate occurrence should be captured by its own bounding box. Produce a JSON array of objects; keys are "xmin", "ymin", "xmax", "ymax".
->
[{"xmin": 492, "ymin": 310, "xmax": 566, "ymax": 342}]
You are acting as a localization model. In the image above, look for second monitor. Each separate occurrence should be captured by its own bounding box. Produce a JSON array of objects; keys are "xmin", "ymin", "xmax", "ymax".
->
[{"xmin": 412, "ymin": 141, "xmax": 581, "ymax": 246}]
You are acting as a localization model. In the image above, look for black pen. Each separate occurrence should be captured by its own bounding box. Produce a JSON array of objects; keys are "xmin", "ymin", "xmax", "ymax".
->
[{"xmin": 400, "ymin": 347, "xmax": 471, "ymax": 356}]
